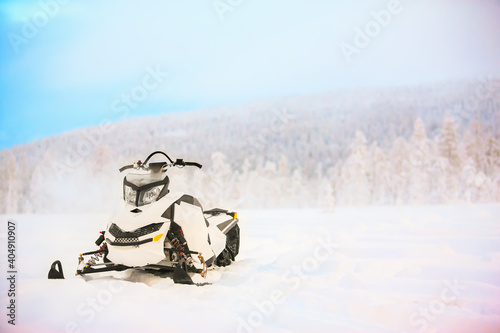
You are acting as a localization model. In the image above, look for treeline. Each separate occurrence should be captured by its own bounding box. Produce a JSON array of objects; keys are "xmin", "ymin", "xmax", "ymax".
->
[{"xmin": 0, "ymin": 79, "xmax": 498, "ymax": 213}]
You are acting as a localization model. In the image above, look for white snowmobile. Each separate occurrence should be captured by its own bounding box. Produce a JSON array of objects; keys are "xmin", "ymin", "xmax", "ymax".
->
[{"xmin": 48, "ymin": 151, "xmax": 240, "ymax": 285}]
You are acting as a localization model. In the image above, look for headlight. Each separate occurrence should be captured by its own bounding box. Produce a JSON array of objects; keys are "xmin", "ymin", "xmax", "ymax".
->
[
  {"xmin": 124, "ymin": 185, "xmax": 137, "ymax": 205},
  {"xmin": 139, "ymin": 185, "xmax": 163, "ymax": 206}
]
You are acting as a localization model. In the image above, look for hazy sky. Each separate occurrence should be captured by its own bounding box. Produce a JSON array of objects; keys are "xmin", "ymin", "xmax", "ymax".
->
[{"xmin": 1, "ymin": 0, "xmax": 499, "ymax": 149}]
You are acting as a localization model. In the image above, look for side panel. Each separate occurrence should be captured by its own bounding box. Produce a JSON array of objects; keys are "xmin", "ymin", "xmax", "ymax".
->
[
  {"xmin": 175, "ymin": 201, "xmax": 214, "ymax": 263},
  {"xmin": 207, "ymin": 224, "xmax": 227, "ymax": 257},
  {"xmin": 206, "ymin": 214, "xmax": 238, "ymax": 234}
]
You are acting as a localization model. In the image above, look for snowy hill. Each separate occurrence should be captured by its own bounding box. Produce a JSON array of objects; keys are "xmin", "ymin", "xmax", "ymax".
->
[
  {"xmin": 0, "ymin": 79, "xmax": 499, "ymax": 213},
  {"xmin": 1, "ymin": 204, "xmax": 499, "ymax": 332}
]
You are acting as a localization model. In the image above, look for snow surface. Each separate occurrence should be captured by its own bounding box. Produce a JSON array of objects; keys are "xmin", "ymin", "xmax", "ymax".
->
[{"xmin": 1, "ymin": 205, "xmax": 500, "ymax": 333}]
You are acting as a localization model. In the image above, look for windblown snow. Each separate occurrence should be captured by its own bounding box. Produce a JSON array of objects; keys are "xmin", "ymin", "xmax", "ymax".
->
[{"xmin": 1, "ymin": 204, "xmax": 499, "ymax": 333}]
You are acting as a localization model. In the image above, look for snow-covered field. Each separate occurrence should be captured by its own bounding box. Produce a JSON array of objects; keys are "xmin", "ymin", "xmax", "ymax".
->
[{"xmin": 1, "ymin": 204, "xmax": 500, "ymax": 333}]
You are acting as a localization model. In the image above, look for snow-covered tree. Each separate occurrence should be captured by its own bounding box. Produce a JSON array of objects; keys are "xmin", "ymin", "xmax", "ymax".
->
[
  {"xmin": 320, "ymin": 179, "xmax": 335, "ymax": 210},
  {"xmin": 261, "ymin": 161, "xmax": 278, "ymax": 208},
  {"xmin": 27, "ymin": 166, "xmax": 46, "ymax": 213},
  {"xmin": 484, "ymin": 135, "xmax": 500, "ymax": 176},
  {"xmin": 438, "ymin": 114, "xmax": 461, "ymax": 171},
  {"xmin": 291, "ymin": 167, "xmax": 305, "ymax": 207},
  {"xmin": 463, "ymin": 120, "xmax": 485, "ymax": 169},
  {"xmin": 389, "ymin": 137, "xmax": 410, "ymax": 204},
  {"xmin": 408, "ymin": 117, "xmax": 431, "ymax": 204},
  {"xmin": 437, "ymin": 114, "xmax": 461, "ymax": 201},
  {"xmin": 339, "ymin": 131, "xmax": 370, "ymax": 205},
  {"xmin": 205, "ymin": 151, "xmax": 234, "ymax": 207},
  {"xmin": 0, "ymin": 151, "xmax": 9, "ymax": 214},
  {"xmin": 4, "ymin": 152, "xmax": 20, "ymax": 214},
  {"xmin": 369, "ymin": 143, "xmax": 389, "ymax": 204}
]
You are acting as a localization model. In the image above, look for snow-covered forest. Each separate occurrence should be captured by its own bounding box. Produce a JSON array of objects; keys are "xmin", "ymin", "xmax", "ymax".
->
[{"xmin": 1, "ymin": 79, "xmax": 499, "ymax": 213}]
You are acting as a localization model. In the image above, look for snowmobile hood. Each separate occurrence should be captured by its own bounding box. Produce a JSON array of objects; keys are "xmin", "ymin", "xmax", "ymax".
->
[
  {"xmin": 110, "ymin": 196, "xmax": 170, "ymax": 231},
  {"xmin": 108, "ymin": 191, "xmax": 187, "ymax": 232}
]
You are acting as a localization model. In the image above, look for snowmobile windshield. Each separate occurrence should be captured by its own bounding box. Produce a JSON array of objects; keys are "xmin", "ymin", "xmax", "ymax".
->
[
  {"xmin": 123, "ymin": 172, "xmax": 169, "ymax": 207},
  {"xmin": 125, "ymin": 172, "xmax": 166, "ymax": 187}
]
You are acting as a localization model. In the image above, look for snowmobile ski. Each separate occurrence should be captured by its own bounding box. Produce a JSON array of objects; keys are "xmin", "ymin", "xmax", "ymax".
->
[{"xmin": 48, "ymin": 260, "xmax": 65, "ymax": 279}]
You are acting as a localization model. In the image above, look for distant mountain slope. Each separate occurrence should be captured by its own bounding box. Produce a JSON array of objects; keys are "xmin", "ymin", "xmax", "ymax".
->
[{"xmin": 1, "ymin": 79, "xmax": 499, "ymax": 213}]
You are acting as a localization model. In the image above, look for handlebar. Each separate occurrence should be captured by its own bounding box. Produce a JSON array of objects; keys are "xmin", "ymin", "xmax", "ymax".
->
[
  {"xmin": 185, "ymin": 162, "xmax": 202, "ymax": 169},
  {"xmin": 119, "ymin": 152, "xmax": 202, "ymax": 172},
  {"xmin": 174, "ymin": 159, "xmax": 202, "ymax": 169},
  {"xmin": 144, "ymin": 151, "xmax": 174, "ymax": 165},
  {"xmin": 119, "ymin": 164, "xmax": 134, "ymax": 172}
]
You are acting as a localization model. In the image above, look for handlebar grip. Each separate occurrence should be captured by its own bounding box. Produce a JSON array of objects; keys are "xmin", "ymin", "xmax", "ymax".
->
[
  {"xmin": 184, "ymin": 162, "xmax": 202, "ymax": 169},
  {"xmin": 119, "ymin": 165, "xmax": 134, "ymax": 172}
]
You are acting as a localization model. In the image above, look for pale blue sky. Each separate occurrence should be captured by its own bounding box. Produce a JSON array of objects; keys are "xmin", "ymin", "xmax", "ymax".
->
[{"xmin": 1, "ymin": 0, "xmax": 499, "ymax": 149}]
